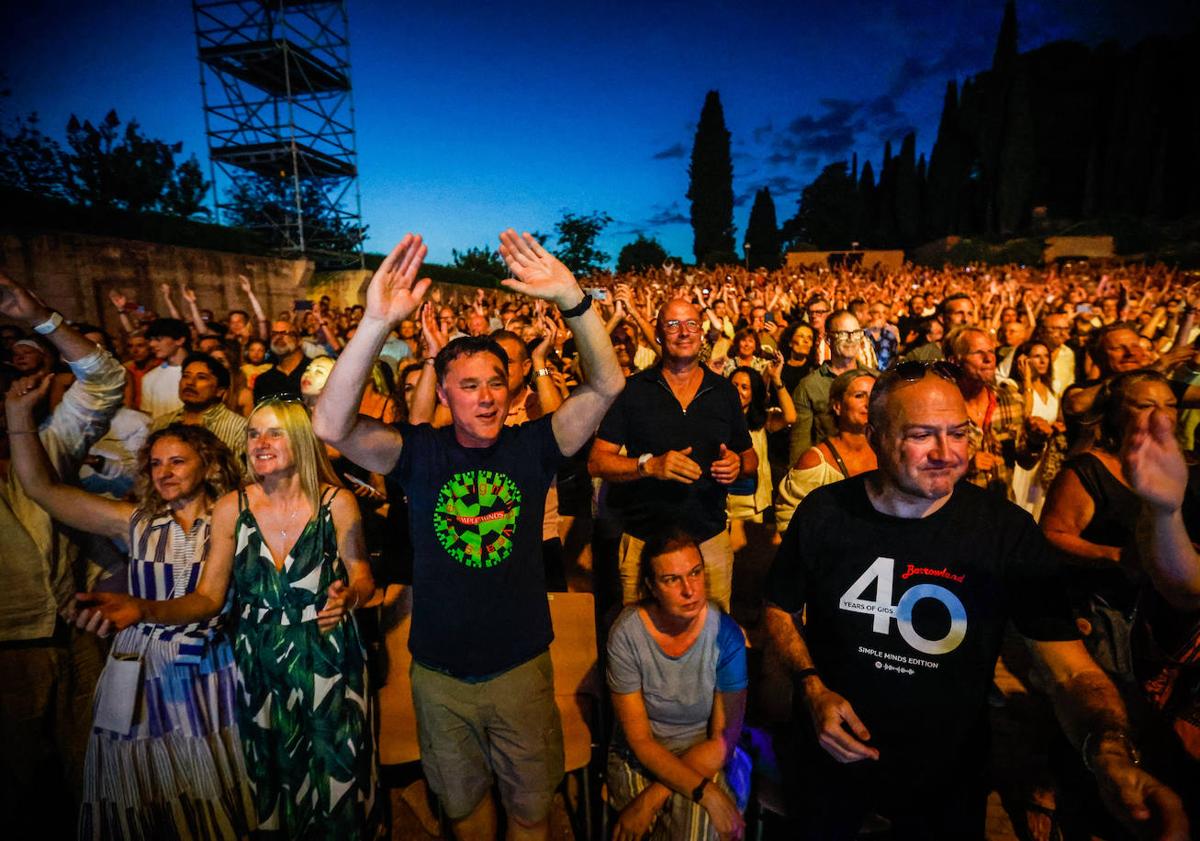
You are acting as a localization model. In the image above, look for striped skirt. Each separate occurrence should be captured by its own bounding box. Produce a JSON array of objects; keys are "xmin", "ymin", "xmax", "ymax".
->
[
  {"xmin": 78, "ymin": 627, "xmax": 255, "ymax": 841},
  {"xmin": 606, "ymin": 745, "xmax": 751, "ymax": 841}
]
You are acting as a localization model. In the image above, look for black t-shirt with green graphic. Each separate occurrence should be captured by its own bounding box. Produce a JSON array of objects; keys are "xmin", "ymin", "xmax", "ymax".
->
[{"xmin": 388, "ymin": 416, "xmax": 562, "ymax": 678}]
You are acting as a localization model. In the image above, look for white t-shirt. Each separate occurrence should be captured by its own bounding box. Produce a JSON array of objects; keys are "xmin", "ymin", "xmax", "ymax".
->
[{"xmin": 139, "ymin": 362, "xmax": 182, "ymax": 419}]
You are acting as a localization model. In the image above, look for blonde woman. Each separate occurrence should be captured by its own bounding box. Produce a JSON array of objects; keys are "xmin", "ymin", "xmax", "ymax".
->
[{"xmin": 81, "ymin": 398, "xmax": 378, "ymax": 838}]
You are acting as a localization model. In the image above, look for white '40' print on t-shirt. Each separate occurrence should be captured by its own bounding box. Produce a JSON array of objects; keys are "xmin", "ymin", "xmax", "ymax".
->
[{"xmin": 839, "ymin": 557, "xmax": 968, "ymax": 656}]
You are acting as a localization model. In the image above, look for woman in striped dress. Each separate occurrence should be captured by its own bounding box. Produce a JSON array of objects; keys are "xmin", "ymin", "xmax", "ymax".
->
[{"xmin": 6, "ymin": 383, "xmax": 252, "ymax": 841}]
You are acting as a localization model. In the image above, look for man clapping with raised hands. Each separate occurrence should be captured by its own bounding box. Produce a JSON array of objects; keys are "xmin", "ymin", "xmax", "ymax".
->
[{"xmin": 312, "ymin": 231, "xmax": 623, "ymax": 841}]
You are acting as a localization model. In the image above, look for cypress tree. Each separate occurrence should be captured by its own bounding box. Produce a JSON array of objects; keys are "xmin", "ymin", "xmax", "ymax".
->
[
  {"xmin": 857, "ymin": 160, "xmax": 876, "ymax": 246},
  {"xmin": 926, "ymin": 80, "xmax": 960, "ymax": 236},
  {"xmin": 687, "ymin": 90, "xmax": 736, "ymax": 263},
  {"xmin": 744, "ymin": 187, "xmax": 781, "ymax": 268},
  {"xmin": 894, "ymin": 132, "xmax": 921, "ymax": 245}
]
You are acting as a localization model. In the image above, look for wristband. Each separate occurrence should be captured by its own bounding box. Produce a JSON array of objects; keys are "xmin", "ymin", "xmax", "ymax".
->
[
  {"xmin": 33, "ymin": 311, "xmax": 64, "ymax": 335},
  {"xmin": 533, "ymin": 367, "xmax": 552, "ymax": 380},
  {"xmin": 637, "ymin": 452, "xmax": 653, "ymax": 477},
  {"xmin": 558, "ymin": 294, "xmax": 592, "ymax": 320},
  {"xmin": 691, "ymin": 778, "xmax": 709, "ymax": 803},
  {"xmin": 794, "ymin": 667, "xmax": 820, "ymax": 683}
]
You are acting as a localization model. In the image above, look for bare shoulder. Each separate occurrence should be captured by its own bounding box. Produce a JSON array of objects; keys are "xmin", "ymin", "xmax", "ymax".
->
[
  {"xmin": 796, "ymin": 446, "xmax": 825, "ymax": 470},
  {"xmin": 327, "ymin": 483, "xmax": 362, "ymax": 518}
]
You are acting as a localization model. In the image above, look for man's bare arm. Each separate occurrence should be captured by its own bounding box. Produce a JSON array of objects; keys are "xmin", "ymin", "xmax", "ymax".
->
[
  {"xmin": 495, "ymin": 230, "xmax": 623, "ymax": 457},
  {"xmin": 313, "ymin": 236, "xmax": 429, "ymax": 473}
]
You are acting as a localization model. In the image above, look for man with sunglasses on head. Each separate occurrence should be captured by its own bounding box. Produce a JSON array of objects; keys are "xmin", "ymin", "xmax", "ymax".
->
[
  {"xmin": 789, "ymin": 309, "xmax": 876, "ymax": 465},
  {"xmin": 764, "ymin": 361, "xmax": 1189, "ymax": 840},
  {"xmin": 252, "ymin": 318, "xmax": 312, "ymax": 402},
  {"xmin": 590, "ymin": 298, "xmax": 756, "ymax": 613}
]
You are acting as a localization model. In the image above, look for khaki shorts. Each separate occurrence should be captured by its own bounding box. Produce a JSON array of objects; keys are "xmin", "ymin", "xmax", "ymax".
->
[
  {"xmin": 411, "ymin": 651, "xmax": 564, "ymax": 823},
  {"xmin": 619, "ymin": 530, "xmax": 733, "ymax": 611}
]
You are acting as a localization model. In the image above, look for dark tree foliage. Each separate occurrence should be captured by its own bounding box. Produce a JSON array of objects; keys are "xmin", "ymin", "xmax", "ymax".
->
[
  {"xmin": 744, "ymin": 188, "xmax": 782, "ymax": 268},
  {"xmin": 225, "ymin": 174, "xmax": 365, "ymax": 255},
  {"xmin": 792, "ymin": 162, "xmax": 858, "ymax": 250},
  {"xmin": 0, "ymin": 109, "xmax": 210, "ymax": 219},
  {"xmin": 788, "ymin": 1, "xmax": 1200, "ymax": 251},
  {"xmin": 894, "ymin": 132, "xmax": 921, "ymax": 244},
  {"xmin": 451, "ymin": 244, "xmax": 508, "ymax": 279},
  {"xmin": 553, "ymin": 210, "xmax": 612, "ymax": 277},
  {"xmin": 0, "ymin": 113, "xmax": 67, "ymax": 199},
  {"xmin": 687, "ymin": 90, "xmax": 736, "ymax": 263},
  {"xmin": 616, "ymin": 235, "xmax": 669, "ymax": 273}
]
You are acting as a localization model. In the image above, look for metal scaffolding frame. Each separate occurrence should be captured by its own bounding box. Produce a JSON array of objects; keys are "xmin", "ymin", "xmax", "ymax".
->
[{"xmin": 193, "ymin": 0, "xmax": 364, "ymax": 266}]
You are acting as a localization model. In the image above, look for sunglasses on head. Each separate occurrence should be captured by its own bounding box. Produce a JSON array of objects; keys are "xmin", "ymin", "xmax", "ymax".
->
[{"xmin": 884, "ymin": 359, "xmax": 961, "ymax": 383}]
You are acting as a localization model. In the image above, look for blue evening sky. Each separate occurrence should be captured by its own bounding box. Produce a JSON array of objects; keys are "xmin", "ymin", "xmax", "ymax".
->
[{"xmin": 1, "ymin": 1, "xmax": 1191, "ymax": 265}]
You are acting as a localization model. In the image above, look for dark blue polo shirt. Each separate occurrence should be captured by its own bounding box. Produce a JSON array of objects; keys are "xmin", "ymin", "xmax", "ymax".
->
[{"xmin": 596, "ymin": 365, "xmax": 752, "ymax": 541}]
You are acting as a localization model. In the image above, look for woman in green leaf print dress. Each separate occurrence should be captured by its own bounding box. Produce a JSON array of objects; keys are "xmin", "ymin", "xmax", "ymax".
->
[{"xmin": 84, "ymin": 397, "xmax": 378, "ymax": 839}]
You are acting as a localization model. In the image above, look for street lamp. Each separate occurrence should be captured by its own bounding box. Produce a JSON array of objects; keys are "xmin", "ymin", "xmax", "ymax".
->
[{"xmin": 744, "ymin": 242, "xmax": 751, "ymax": 269}]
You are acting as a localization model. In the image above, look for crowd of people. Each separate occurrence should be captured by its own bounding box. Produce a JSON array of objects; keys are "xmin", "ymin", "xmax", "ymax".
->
[{"xmin": 0, "ymin": 240, "xmax": 1197, "ymax": 841}]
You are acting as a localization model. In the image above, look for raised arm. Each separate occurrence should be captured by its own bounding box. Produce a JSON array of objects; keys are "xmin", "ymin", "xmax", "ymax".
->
[
  {"xmin": 312, "ymin": 235, "xmax": 429, "ymax": 473},
  {"xmin": 5, "ymin": 375, "xmax": 134, "ymax": 542},
  {"xmin": 238, "ymin": 274, "xmax": 270, "ymax": 340},
  {"xmin": 529, "ymin": 317, "xmax": 564, "ymax": 414},
  {"xmin": 497, "ymin": 230, "xmax": 623, "ymax": 457},
  {"xmin": 159, "ymin": 281, "xmax": 182, "ymax": 320},
  {"xmin": 107, "ymin": 290, "xmax": 136, "ymax": 335},
  {"xmin": 1123, "ymin": 408, "xmax": 1200, "ymax": 610},
  {"xmin": 180, "ymin": 283, "xmax": 217, "ymax": 336}
]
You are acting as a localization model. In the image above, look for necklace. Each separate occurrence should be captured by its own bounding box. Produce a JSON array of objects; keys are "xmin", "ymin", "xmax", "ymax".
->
[{"xmin": 274, "ymin": 501, "xmax": 300, "ymax": 544}]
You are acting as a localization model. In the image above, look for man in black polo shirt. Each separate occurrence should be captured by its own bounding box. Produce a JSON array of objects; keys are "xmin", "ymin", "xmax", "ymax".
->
[
  {"xmin": 252, "ymin": 318, "xmax": 312, "ymax": 402},
  {"xmin": 590, "ymin": 298, "xmax": 756, "ymax": 611}
]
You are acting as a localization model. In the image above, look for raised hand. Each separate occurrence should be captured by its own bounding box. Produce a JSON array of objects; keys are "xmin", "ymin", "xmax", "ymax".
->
[
  {"xmin": 0, "ymin": 271, "xmax": 53, "ymax": 325},
  {"xmin": 497, "ymin": 230, "xmax": 582, "ymax": 308},
  {"xmin": 531, "ymin": 317, "xmax": 557, "ymax": 366},
  {"xmin": 420, "ymin": 301, "xmax": 449, "ymax": 357},
  {"xmin": 1121, "ymin": 408, "xmax": 1187, "ymax": 514},
  {"xmin": 5, "ymin": 373, "xmax": 53, "ymax": 417},
  {"xmin": 364, "ymin": 235, "xmax": 431, "ymax": 327},
  {"xmin": 179, "ymin": 284, "xmax": 197, "ymax": 304},
  {"xmin": 237, "ymin": 274, "xmax": 253, "ymax": 294}
]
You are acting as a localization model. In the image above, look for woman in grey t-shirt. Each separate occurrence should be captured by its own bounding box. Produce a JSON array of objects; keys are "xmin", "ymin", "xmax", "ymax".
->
[{"xmin": 606, "ymin": 528, "xmax": 749, "ymax": 840}]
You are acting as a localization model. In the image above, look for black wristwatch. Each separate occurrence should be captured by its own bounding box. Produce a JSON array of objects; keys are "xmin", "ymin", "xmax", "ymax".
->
[
  {"xmin": 691, "ymin": 778, "xmax": 709, "ymax": 803},
  {"xmin": 559, "ymin": 293, "xmax": 592, "ymax": 319}
]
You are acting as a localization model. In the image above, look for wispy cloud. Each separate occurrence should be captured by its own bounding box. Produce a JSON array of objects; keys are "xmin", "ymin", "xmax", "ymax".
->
[{"xmin": 651, "ymin": 142, "xmax": 686, "ymax": 160}]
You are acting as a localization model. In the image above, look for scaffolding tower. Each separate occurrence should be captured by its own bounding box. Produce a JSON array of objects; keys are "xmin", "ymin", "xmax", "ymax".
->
[{"xmin": 193, "ymin": 0, "xmax": 364, "ymax": 266}]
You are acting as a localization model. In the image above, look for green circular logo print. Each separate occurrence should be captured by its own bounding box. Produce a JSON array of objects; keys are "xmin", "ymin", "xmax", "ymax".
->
[{"xmin": 434, "ymin": 469, "xmax": 522, "ymax": 568}]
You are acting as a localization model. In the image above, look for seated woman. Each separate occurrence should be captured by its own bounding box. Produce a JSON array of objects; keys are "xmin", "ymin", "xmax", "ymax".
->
[
  {"xmin": 6, "ymin": 374, "xmax": 252, "ymax": 840},
  {"xmin": 775, "ymin": 369, "xmax": 878, "ymax": 534},
  {"xmin": 80, "ymin": 398, "xmax": 378, "ymax": 839},
  {"xmin": 607, "ymin": 528, "xmax": 749, "ymax": 841}
]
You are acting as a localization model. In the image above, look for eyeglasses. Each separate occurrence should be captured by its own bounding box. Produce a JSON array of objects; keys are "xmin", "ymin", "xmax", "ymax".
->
[
  {"xmin": 808, "ymin": 308, "xmax": 830, "ymax": 316},
  {"xmin": 271, "ymin": 330, "xmax": 298, "ymax": 337},
  {"xmin": 662, "ymin": 319, "xmax": 702, "ymax": 335},
  {"xmin": 830, "ymin": 329, "xmax": 864, "ymax": 340}
]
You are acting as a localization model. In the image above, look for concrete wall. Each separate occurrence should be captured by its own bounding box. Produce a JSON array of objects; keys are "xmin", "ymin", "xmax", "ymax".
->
[
  {"xmin": 786, "ymin": 249, "xmax": 906, "ymax": 272},
  {"xmin": 1043, "ymin": 235, "xmax": 1115, "ymax": 262},
  {"xmin": 0, "ymin": 229, "xmax": 314, "ymax": 336}
]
